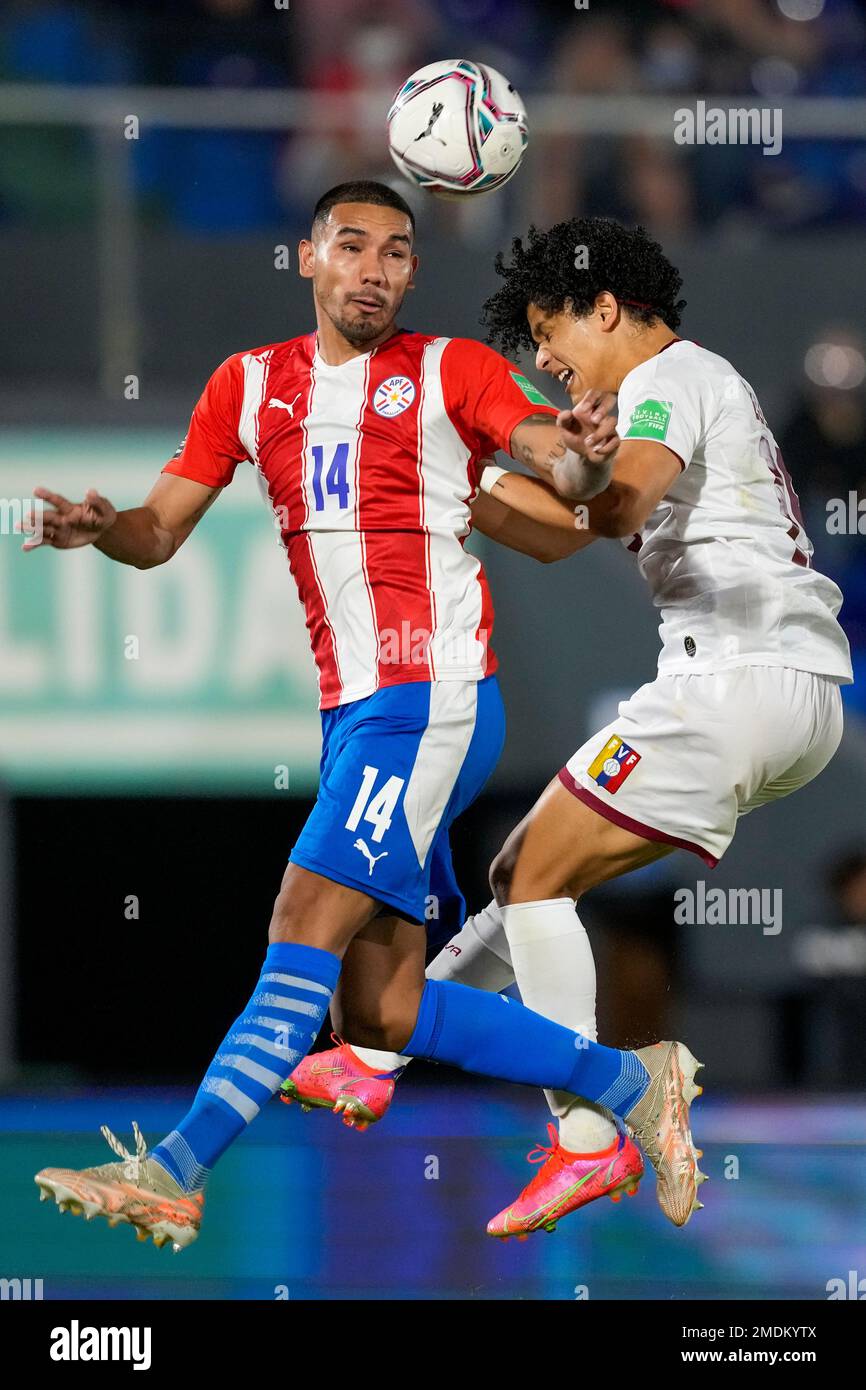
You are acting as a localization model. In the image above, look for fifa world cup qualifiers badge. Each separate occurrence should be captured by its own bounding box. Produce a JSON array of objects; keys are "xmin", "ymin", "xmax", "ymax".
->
[
  {"xmin": 588, "ymin": 735, "xmax": 642, "ymax": 793},
  {"xmin": 625, "ymin": 398, "xmax": 673, "ymax": 442}
]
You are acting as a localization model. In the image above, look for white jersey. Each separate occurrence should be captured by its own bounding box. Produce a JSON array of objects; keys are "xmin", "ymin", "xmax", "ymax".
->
[{"xmin": 616, "ymin": 339, "xmax": 853, "ymax": 682}]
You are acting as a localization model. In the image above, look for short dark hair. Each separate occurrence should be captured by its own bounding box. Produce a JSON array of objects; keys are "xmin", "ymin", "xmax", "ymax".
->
[
  {"xmin": 482, "ymin": 216, "xmax": 686, "ymax": 356},
  {"xmin": 312, "ymin": 180, "xmax": 416, "ymax": 233}
]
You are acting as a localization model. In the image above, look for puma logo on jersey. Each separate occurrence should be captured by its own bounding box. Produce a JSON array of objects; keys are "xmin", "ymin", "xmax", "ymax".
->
[
  {"xmin": 267, "ymin": 393, "xmax": 301, "ymax": 417},
  {"xmin": 354, "ymin": 839, "xmax": 389, "ymax": 876}
]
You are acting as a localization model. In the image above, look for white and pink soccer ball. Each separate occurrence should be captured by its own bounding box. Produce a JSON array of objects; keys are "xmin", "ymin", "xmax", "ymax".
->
[{"xmin": 387, "ymin": 59, "xmax": 528, "ymax": 198}]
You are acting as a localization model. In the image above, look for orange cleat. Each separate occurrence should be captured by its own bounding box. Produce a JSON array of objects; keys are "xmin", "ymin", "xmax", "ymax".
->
[
  {"xmin": 487, "ymin": 1124, "xmax": 644, "ymax": 1240},
  {"xmin": 279, "ymin": 1035, "xmax": 399, "ymax": 1130}
]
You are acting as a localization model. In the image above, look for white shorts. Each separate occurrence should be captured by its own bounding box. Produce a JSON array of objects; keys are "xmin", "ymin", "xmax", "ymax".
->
[{"xmin": 560, "ymin": 666, "xmax": 844, "ymax": 867}]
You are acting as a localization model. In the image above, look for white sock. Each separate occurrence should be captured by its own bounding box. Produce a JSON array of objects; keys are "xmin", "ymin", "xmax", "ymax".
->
[
  {"xmin": 501, "ymin": 898, "xmax": 619, "ymax": 1153},
  {"xmin": 351, "ymin": 902, "xmax": 516, "ymax": 1073},
  {"xmin": 348, "ymin": 1044, "xmax": 409, "ymax": 1073},
  {"xmin": 426, "ymin": 900, "xmax": 515, "ymax": 989}
]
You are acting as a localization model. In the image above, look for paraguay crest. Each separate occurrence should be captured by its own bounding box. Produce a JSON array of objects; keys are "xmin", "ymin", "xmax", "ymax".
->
[{"xmin": 373, "ymin": 375, "xmax": 416, "ymax": 417}]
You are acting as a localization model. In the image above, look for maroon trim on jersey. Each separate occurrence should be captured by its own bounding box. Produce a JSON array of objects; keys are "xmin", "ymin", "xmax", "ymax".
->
[
  {"xmin": 758, "ymin": 434, "xmax": 811, "ymax": 570},
  {"xmin": 557, "ymin": 767, "xmax": 720, "ymax": 868},
  {"xmin": 789, "ymin": 532, "xmax": 808, "ymax": 566}
]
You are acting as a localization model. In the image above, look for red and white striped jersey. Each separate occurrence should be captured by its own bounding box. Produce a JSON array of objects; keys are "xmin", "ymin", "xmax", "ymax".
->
[{"xmin": 163, "ymin": 329, "xmax": 557, "ymax": 708}]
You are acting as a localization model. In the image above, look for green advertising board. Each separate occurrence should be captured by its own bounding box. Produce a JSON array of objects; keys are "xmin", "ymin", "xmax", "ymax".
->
[{"xmin": 0, "ymin": 430, "xmax": 323, "ymax": 791}]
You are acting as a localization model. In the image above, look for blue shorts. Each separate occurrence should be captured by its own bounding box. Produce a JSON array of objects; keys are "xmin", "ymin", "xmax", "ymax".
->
[{"xmin": 290, "ymin": 676, "xmax": 505, "ymax": 935}]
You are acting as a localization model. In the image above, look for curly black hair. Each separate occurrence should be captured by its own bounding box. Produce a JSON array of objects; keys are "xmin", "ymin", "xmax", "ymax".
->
[{"xmin": 481, "ymin": 217, "xmax": 686, "ymax": 356}]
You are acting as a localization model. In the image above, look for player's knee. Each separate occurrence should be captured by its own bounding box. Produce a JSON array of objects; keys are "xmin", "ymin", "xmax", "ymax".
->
[
  {"xmin": 268, "ymin": 865, "xmax": 374, "ymax": 949},
  {"xmin": 488, "ymin": 843, "xmax": 514, "ymax": 905},
  {"xmin": 267, "ymin": 886, "xmax": 301, "ymax": 942},
  {"xmin": 268, "ymin": 875, "xmax": 324, "ymax": 945},
  {"xmin": 491, "ymin": 832, "xmax": 577, "ymax": 905}
]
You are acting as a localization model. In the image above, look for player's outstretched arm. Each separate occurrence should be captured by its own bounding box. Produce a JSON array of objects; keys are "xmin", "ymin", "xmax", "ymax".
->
[
  {"xmin": 470, "ymin": 467, "xmax": 596, "ymax": 562},
  {"xmin": 509, "ymin": 390, "xmax": 619, "ymax": 501},
  {"xmin": 582, "ymin": 439, "xmax": 683, "ymax": 538},
  {"xmin": 21, "ymin": 474, "xmax": 221, "ymax": 569}
]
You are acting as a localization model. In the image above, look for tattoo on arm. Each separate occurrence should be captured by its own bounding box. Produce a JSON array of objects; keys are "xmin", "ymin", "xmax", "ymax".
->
[
  {"xmin": 511, "ymin": 412, "xmax": 615, "ymax": 500},
  {"xmin": 513, "ymin": 413, "xmax": 565, "ymax": 479}
]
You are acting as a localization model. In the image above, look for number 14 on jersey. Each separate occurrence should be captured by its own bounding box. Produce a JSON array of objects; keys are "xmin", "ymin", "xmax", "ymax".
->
[{"xmin": 311, "ymin": 443, "xmax": 351, "ymax": 512}]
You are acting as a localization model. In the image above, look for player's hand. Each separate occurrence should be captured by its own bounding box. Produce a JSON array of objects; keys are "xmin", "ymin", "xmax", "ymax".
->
[
  {"xmin": 555, "ymin": 390, "xmax": 619, "ymax": 464},
  {"xmin": 19, "ymin": 487, "xmax": 118, "ymax": 551}
]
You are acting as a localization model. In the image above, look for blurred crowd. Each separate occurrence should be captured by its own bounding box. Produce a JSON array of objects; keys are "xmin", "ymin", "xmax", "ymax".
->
[{"xmin": 2, "ymin": 0, "xmax": 866, "ymax": 235}]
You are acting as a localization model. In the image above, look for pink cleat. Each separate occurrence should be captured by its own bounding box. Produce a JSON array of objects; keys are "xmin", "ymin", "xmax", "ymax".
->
[
  {"xmin": 487, "ymin": 1124, "xmax": 644, "ymax": 1240},
  {"xmin": 279, "ymin": 1035, "xmax": 398, "ymax": 1130}
]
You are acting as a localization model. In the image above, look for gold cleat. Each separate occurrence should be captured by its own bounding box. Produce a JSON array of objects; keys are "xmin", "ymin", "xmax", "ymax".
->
[
  {"xmin": 625, "ymin": 1041, "xmax": 706, "ymax": 1227},
  {"xmin": 35, "ymin": 1121, "xmax": 204, "ymax": 1251}
]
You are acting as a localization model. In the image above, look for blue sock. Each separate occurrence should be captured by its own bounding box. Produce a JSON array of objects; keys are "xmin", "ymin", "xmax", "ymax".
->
[
  {"xmin": 405, "ymin": 980, "xmax": 649, "ymax": 1117},
  {"xmin": 152, "ymin": 942, "xmax": 340, "ymax": 1192}
]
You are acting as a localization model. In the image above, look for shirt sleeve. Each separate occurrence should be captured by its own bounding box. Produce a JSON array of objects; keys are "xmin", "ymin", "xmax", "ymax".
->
[
  {"xmin": 162, "ymin": 354, "xmax": 249, "ymax": 488},
  {"xmin": 616, "ymin": 354, "xmax": 706, "ymax": 470},
  {"xmin": 440, "ymin": 338, "xmax": 559, "ymax": 459}
]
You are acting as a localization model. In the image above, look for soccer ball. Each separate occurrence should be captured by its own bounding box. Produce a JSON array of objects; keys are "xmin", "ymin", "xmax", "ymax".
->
[{"xmin": 387, "ymin": 59, "xmax": 528, "ymax": 198}]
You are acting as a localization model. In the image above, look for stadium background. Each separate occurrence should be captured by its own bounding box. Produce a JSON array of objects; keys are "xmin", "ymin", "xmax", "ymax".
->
[{"xmin": 1, "ymin": 0, "xmax": 865, "ymax": 1299}]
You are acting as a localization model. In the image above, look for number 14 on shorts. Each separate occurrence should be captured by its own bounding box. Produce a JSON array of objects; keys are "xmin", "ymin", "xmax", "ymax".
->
[{"xmin": 345, "ymin": 765, "xmax": 405, "ymax": 843}]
